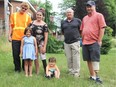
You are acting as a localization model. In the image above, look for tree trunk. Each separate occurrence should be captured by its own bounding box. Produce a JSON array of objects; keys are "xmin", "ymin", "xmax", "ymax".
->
[{"xmin": 4, "ymin": 0, "xmax": 9, "ymax": 37}]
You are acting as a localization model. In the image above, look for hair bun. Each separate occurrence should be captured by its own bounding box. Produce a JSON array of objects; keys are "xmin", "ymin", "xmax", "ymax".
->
[
  {"xmin": 37, "ymin": 8, "xmax": 45, "ymax": 16},
  {"xmin": 39, "ymin": 8, "xmax": 45, "ymax": 13}
]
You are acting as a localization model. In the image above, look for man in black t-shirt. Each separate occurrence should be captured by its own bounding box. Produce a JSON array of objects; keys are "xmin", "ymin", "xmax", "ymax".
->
[{"xmin": 61, "ymin": 8, "xmax": 81, "ymax": 77}]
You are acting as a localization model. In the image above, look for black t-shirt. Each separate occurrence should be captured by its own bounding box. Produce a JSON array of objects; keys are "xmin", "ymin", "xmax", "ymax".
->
[
  {"xmin": 61, "ymin": 18, "xmax": 81, "ymax": 44},
  {"xmin": 29, "ymin": 23, "xmax": 48, "ymax": 45}
]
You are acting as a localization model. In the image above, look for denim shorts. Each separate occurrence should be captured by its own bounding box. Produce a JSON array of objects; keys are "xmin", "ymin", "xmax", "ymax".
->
[{"xmin": 82, "ymin": 42, "xmax": 100, "ymax": 62}]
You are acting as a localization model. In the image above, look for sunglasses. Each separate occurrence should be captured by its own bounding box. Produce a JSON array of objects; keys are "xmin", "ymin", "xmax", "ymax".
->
[{"xmin": 22, "ymin": 7, "xmax": 28, "ymax": 10}]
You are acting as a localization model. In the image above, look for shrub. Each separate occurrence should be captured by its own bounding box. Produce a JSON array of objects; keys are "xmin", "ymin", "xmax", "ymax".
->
[
  {"xmin": 46, "ymin": 34, "xmax": 63, "ymax": 53},
  {"xmin": 101, "ymin": 26, "xmax": 113, "ymax": 54},
  {"xmin": 111, "ymin": 38, "xmax": 116, "ymax": 48}
]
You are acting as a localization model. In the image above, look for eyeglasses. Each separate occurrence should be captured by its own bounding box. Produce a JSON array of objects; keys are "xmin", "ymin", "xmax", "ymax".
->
[{"xmin": 22, "ymin": 7, "xmax": 28, "ymax": 11}]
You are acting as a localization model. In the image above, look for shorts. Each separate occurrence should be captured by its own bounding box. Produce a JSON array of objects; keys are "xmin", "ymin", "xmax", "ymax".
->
[
  {"xmin": 82, "ymin": 42, "xmax": 100, "ymax": 62},
  {"xmin": 40, "ymin": 53, "xmax": 46, "ymax": 60},
  {"xmin": 51, "ymin": 71, "xmax": 55, "ymax": 77},
  {"xmin": 49, "ymin": 70, "xmax": 55, "ymax": 77}
]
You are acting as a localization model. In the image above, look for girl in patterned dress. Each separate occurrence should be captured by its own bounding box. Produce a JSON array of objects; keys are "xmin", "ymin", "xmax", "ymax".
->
[
  {"xmin": 29, "ymin": 8, "xmax": 48, "ymax": 75},
  {"xmin": 20, "ymin": 27, "xmax": 38, "ymax": 77}
]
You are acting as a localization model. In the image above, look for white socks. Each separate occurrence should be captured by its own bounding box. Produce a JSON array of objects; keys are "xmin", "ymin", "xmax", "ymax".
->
[{"xmin": 91, "ymin": 76, "xmax": 96, "ymax": 80}]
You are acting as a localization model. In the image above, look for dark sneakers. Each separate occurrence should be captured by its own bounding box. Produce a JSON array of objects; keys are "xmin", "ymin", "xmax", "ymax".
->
[
  {"xmin": 89, "ymin": 76, "xmax": 103, "ymax": 84},
  {"xmin": 96, "ymin": 77, "xmax": 103, "ymax": 84}
]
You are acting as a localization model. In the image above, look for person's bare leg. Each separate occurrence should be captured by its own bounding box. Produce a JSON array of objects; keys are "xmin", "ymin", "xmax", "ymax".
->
[
  {"xmin": 87, "ymin": 61, "xmax": 96, "ymax": 77},
  {"xmin": 29, "ymin": 60, "xmax": 32, "ymax": 76},
  {"xmin": 34, "ymin": 58, "xmax": 39, "ymax": 75},
  {"xmin": 55, "ymin": 71, "xmax": 59, "ymax": 79},
  {"xmin": 24, "ymin": 60, "xmax": 28, "ymax": 77},
  {"xmin": 47, "ymin": 71, "xmax": 52, "ymax": 77},
  {"xmin": 95, "ymin": 70, "xmax": 99, "ymax": 77}
]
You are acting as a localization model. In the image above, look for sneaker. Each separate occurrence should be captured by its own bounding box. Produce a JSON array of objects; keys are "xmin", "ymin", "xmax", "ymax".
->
[
  {"xmin": 96, "ymin": 77, "xmax": 103, "ymax": 84},
  {"xmin": 89, "ymin": 76, "xmax": 96, "ymax": 81}
]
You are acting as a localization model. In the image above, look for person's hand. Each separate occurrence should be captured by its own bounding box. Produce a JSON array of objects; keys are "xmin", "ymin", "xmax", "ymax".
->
[
  {"xmin": 35, "ymin": 52, "xmax": 38, "ymax": 57},
  {"xmin": 98, "ymin": 41, "xmax": 102, "ymax": 47},
  {"xmin": 8, "ymin": 36, "xmax": 12, "ymax": 42},
  {"xmin": 20, "ymin": 54, "xmax": 22, "ymax": 58},
  {"xmin": 42, "ymin": 47, "xmax": 46, "ymax": 53},
  {"xmin": 40, "ymin": 46, "xmax": 46, "ymax": 54}
]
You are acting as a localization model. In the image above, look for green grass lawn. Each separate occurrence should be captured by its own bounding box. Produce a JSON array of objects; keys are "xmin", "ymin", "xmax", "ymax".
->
[{"xmin": 0, "ymin": 36, "xmax": 116, "ymax": 87}]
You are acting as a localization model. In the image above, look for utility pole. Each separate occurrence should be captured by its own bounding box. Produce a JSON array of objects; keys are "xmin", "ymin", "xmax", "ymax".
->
[{"xmin": 4, "ymin": 0, "xmax": 9, "ymax": 36}]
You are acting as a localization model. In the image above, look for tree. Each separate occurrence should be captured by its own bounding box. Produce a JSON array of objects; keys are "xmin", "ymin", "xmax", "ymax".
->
[
  {"xmin": 75, "ymin": 0, "xmax": 116, "ymax": 36},
  {"xmin": 75, "ymin": 0, "xmax": 88, "ymax": 19},
  {"xmin": 44, "ymin": 1, "xmax": 52, "ymax": 29},
  {"xmin": 101, "ymin": 26, "xmax": 113, "ymax": 54},
  {"xmin": 58, "ymin": 0, "xmax": 76, "ymax": 18},
  {"xmin": 102, "ymin": 0, "xmax": 116, "ymax": 36},
  {"xmin": 58, "ymin": 0, "xmax": 76, "ymax": 11},
  {"xmin": 29, "ymin": 0, "xmax": 39, "ymax": 5}
]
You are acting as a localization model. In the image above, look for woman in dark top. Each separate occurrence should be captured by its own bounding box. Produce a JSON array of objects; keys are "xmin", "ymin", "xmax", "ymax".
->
[{"xmin": 29, "ymin": 8, "xmax": 48, "ymax": 75}]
